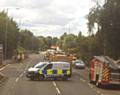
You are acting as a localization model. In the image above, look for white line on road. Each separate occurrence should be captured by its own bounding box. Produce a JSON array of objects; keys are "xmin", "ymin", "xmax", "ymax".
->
[
  {"xmin": 53, "ymin": 81, "xmax": 57, "ymax": 87},
  {"xmin": 96, "ymin": 90, "xmax": 100, "ymax": 94},
  {"xmin": 80, "ymin": 78, "xmax": 86, "ymax": 82},
  {"xmin": 88, "ymin": 83, "xmax": 94, "ymax": 88},
  {"xmin": 15, "ymin": 77, "xmax": 19, "ymax": 82},
  {"xmin": 25, "ymin": 63, "xmax": 30, "ymax": 71},
  {"xmin": 52, "ymin": 81, "xmax": 61, "ymax": 94},
  {"xmin": 0, "ymin": 64, "xmax": 10, "ymax": 71},
  {"xmin": 56, "ymin": 87, "xmax": 61, "ymax": 94},
  {"xmin": 19, "ymin": 73, "xmax": 24, "ymax": 78},
  {"xmin": 0, "ymin": 72, "xmax": 5, "ymax": 76}
]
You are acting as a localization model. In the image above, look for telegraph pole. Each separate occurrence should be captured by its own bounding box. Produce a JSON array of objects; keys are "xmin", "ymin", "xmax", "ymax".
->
[{"xmin": 5, "ymin": 8, "xmax": 8, "ymax": 60}]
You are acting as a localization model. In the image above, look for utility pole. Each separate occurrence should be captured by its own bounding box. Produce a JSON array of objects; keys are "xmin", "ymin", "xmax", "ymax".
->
[
  {"xmin": 68, "ymin": 24, "xmax": 70, "ymax": 34},
  {"xmin": 4, "ymin": 8, "xmax": 20, "ymax": 60},
  {"xmin": 5, "ymin": 8, "xmax": 8, "ymax": 60}
]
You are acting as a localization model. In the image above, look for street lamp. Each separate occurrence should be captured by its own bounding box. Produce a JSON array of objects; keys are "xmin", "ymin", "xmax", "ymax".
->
[
  {"xmin": 4, "ymin": 8, "xmax": 8, "ymax": 60},
  {"xmin": 4, "ymin": 7, "xmax": 20, "ymax": 60}
]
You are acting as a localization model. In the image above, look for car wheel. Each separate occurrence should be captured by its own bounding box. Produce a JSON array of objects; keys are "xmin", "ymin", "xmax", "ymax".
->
[
  {"xmin": 62, "ymin": 76, "xmax": 68, "ymax": 81},
  {"xmin": 30, "ymin": 77, "xmax": 34, "ymax": 81},
  {"xmin": 39, "ymin": 75, "xmax": 44, "ymax": 80}
]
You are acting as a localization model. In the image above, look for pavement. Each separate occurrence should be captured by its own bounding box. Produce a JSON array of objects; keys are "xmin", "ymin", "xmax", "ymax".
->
[{"xmin": 0, "ymin": 54, "xmax": 120, "ymax": 95}]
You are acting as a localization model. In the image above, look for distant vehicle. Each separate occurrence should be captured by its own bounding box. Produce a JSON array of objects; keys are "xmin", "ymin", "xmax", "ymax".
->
[
  {"xmin": 26, "ymin": 61, "xmax": 72, "ymax": 80},
  {"xmin": 47, "ymin": 49, "xmax": 56, "ymax": 55},
  {"xmin": 73, "ymin": 60, "xmax": 85, "ymax": 69},
  {"xmin": 89, "ymin": 56, "xmax": 120, "ymax": 87}
]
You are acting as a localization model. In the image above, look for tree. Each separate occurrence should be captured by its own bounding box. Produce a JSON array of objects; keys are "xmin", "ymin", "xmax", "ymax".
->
[
  {"xmin": 87, "ymin": 0, "xmax": 120, "ymax": 59},
  {"xmin": 45, "ymin": 36, "xmax": 53, "ymax": 48},
  {"xmin": 0, "ymin": 11, "xmax": 19, "ymax": 58},
  {"xmin": 38, "ymin": 36, "xmax": 47, "ymax": 50},
  {"xmin": 62, "ymin": 34, "xmax": 77, "ymax": 54},
  {"xmin": 52, "ymin": 37, "xmax": 59, "ymax": 46}
]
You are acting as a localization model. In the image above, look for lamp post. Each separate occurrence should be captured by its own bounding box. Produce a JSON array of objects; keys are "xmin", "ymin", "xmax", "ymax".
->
[
  {"xmin": 4, "ymin": 8, "xmax": 8, "ymax": 60},
  {"xmin": 4, "ymin": 8, "xmax": 20, "ymax": 60}
]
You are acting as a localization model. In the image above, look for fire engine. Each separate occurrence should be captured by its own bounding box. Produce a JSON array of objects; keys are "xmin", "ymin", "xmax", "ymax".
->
[{"xmin": 89, "ymin": 56, "xmax": 120, "ymax": 87}]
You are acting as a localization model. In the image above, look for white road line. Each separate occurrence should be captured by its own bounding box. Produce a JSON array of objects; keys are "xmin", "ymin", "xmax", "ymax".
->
[
  {"xmin": 53, "ymin": 81, "xmax": 57, "ymax": 87},
  {"xmin": 56, "ymin": 87, "xmax": 61, "ymax": 94},
  {"xmin": 15, "ymin": 77, "xmax": 19, "ymax": 82},
  {"xmin": 96, "ymin": 90, "xmax": 100, "ymax": 94},
  {"xmin": 80, "ymin": 78, "xmax": 86, "ymax": 82},
  {"xmin": 25, "ymin": 67, "xmax": 27, "ymax": 71},
  {"xmin": 0, "ymin": 64, "xmax": 10, "ymax": 71},
  {"xmin": 25, "ymin": 63, "xmax": 30, "ymax": 71},
  {"xmin": 19, "ymin": 73, "xmax": 24, "ymax": 78},
  {"xmin": 88, "ymin": 83, "xmax": 94, "ymax": 88},
  {"xmin": 52, "ymin": 81, "xmax": 61, "ymax": 94},
  {"xmin": 0, "ymin": 72, "xmax": 5, "ymax": 76}
]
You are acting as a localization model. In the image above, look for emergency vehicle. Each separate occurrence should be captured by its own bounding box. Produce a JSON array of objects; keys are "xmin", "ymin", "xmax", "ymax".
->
[
  {"xmin": 89, "ymin": 56, "xmax": 120, "ymax": 87},
  {"xmin": 26, "ymin": 61, "xmax": 71, "ymax": 80}
]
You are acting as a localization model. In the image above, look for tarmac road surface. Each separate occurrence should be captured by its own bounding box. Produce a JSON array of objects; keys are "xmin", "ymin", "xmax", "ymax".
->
[{"xmin": 0, "ymin": 54, "xmax": 120, "ymax": 95}]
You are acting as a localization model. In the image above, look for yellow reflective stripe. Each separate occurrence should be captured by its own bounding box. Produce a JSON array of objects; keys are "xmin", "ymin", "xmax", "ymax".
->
[
  {"xmin": 39, "ymin": 70, "xmax": 43, "ymax": 74},
  {"xmin": 47, "ymin": 70, "xmax": 53, "ymax": 75},
  {"xmin": 67, "ymin": 70, "xmax": 70, "ymax": 75},
  {"xmin": 57, "ymin": 70, "xmax": 62, "ymax": 74}
]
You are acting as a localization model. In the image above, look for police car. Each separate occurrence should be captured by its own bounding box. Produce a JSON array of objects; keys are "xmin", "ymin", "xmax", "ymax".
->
[{"xmin": 26, "ymin": 61, "xmax": 71, "ymax": 80}]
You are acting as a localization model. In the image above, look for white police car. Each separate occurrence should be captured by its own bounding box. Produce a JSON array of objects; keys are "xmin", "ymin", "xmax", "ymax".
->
[{"xmin": 26, "ymin": 61, "xmax": 71, "ymax": 80}]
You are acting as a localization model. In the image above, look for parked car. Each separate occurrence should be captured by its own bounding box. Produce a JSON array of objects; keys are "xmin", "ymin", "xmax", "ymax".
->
[{"xmin": 73, "ymin": 60, "xmax": 85, "ymax": 69}]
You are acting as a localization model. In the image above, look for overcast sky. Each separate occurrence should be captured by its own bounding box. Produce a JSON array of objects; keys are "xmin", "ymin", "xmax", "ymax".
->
[{"xmin": 0, "ymin": 0, "xmax": 96, "ymax": 37}]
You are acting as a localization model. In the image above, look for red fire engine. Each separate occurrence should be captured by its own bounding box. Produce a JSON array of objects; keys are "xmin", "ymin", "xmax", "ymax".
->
[{"xmin": 89, "ymin": 56, "xmax": 120, "ymax": 87}]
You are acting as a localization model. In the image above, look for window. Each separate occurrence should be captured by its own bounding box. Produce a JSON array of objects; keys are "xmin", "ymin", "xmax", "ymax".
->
[
  {"xmin": 35, "ymin": 64, "xmax": 46, "ymax": 69},
  {"xmin": 44, "ymin": 64, "xmax": 53, "ymax": 70}
]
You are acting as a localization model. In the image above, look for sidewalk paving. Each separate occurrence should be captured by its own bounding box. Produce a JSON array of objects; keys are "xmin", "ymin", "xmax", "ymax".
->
[{"xmin": 0, "ymin": 59, "xmax": 13, "ymax": 81}]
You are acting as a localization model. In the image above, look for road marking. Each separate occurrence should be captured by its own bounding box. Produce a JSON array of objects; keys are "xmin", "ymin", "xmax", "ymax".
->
[
  {"xmin": 87, "ymin": 83, "xmax": 105, "ymax": 95},
  {"xmin": 88, "ymin": 83, "xmax": 94, "ymax": 88},
  {"xmin": 15, "ymin": 77, "xmax": 19, "ymax": 82},
  {"xmin": 0, "ymin": 72, "xmax": 5, "ymax": 76},
  {"xmin": 80, "ymin": 78, "xmax": 86, "ymax": 82},
  {"xmin": 52, "ymin": 81, "xmax": 61, "ymax": 94},
  {"xmin": 96, "ymin": 90, "xmax": 100, "ymax": 94},
  {"xmin": 53, "ymin": 81, "xmax": 57, "ymax": 86},
  {"xmin": 56, "ymin": 87, "xmax": 61, "ymax": 94},
  {"xmin": 19, "ymin": 73, "xmax": 24, "ymax": 78},
  {"xmin": 0, "ymin": 64, "xmax": 10, "ymax": 71},
  {"xmin": 25, "ymin": 63, "xmax": 30, "ymax": 71}
]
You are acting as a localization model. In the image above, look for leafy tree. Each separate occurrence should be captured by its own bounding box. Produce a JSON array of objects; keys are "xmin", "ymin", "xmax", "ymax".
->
[
  {"xmin": 62, "ymin": 34, "xmax": 77, "ymax": 54},
  {"xmin": 87, "ymin": 0, "xmax": 120, "ymax": 59},
  {"xmin": 38, "ymin": 36, "xmax": 47, "ymax": 50},
  {"xmin": 0, "ymin": 11, "xmax": 19, "ymax": 59},
  {"xmin": 52, "ymin": 37, "xmax": 59, "ymax": 46}
]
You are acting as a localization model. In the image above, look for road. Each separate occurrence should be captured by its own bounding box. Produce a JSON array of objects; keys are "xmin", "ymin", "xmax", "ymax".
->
[{"xmin": 0, "ymin": 54, "xmax": 120, "ymax": 95}]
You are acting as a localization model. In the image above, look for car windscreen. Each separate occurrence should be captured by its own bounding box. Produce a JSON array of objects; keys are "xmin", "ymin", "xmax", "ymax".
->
[
  {"xmin": 75, "ymin": 60, "xmax": 84, "ymax": 64},
  {"xmin": 34, "ymin": 63, "xmax": 46, "ymax": 68}
]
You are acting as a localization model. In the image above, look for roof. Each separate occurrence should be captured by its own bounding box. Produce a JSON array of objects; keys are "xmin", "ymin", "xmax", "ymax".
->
[
  {"xmin": 50, "ymin": 61, "xmax": 70, "ymax": 65},
  {"xmin": 94, "ymin": 56, "xmax": 120, "ymax": 69}
]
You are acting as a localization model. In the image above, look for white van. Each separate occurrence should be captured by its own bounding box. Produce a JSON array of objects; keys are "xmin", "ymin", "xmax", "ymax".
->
[{"xmin": 26, "ymin": 61, "xmax": 71, "ymax": 80}]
